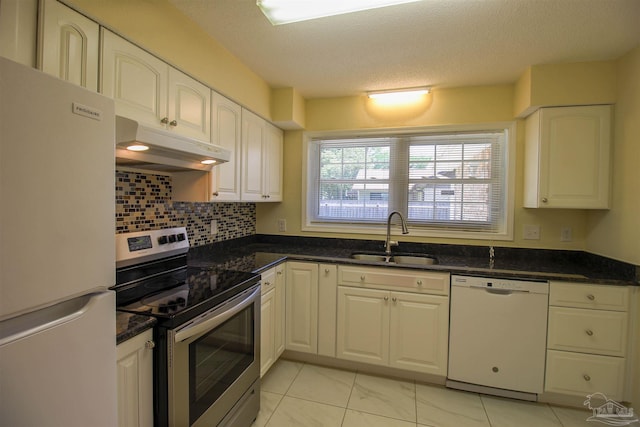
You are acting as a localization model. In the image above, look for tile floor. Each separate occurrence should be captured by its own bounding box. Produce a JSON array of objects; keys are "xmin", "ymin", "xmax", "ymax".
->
[{"xmin": 252, "ymin": 359, "xmax": 597, "ymax": 427}]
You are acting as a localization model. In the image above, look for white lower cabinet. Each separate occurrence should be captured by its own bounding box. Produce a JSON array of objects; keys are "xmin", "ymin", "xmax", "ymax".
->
[
  {"xmin": 545, "ymin": 281, "xmax": 630, "ymax": 401},
  {"xmin": 116, "ymin": 329, "xmax": 154, "ymax": 427},
  {"xmin": 260, "ymin": 264, "xmax": 285, "ymax": 377},
  {"xmin": 336, "ymin": 266, "xmax": 450, "ymax": 376},
  {"xmin": 285, "ymin": 262, "xmax": 319, "ymax": 353}
]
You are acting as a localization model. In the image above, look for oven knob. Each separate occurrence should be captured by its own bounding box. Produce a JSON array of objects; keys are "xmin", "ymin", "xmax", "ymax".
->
[
  {"xmin": 168, "ymin": 234, "xmax": 177, "ymax": 243},
  {"xmin": 176, "ymin": 297, "xmax": 186, "ymax": 304},
  {"xmin": 158, "ymin": 235, "xmax": 168, "ymax": 245},
  {"xmin": 158, "ymin": 304, "xmax": 169, "ymax": 313},
  {"xmin": 176, "ymin": 233, "xmax": 186, "ymax": 241}
]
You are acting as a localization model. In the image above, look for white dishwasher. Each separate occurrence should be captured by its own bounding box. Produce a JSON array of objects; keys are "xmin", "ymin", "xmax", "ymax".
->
[{"xmin": 446, "ymin": 275, "xmax": 549, "ymax": 401}]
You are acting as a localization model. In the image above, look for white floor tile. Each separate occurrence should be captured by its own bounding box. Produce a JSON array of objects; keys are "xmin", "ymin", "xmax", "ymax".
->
[
  {"xmin": 265, "ymin": 396, "xmax": 346, "ymax": 427},
  {"xmin": 342, "ymin": 409, "xmax": 417, "ymax": 427},
  {"xmin": 347, "ymin": 373, "xmax": 416, "ymax": 422},
  {"xmin": 482, "ymin": 395, "xmax": 563, "ymax": 427},
  {"xmin": 286, "ymin": 364, "xmax": 356, "ymax": 407},
  {"xmin": 416, "ymin": 384, "xmax": 490, "ymax": 427},
  {"xmin": 551, "ymin": 405, "xmax": 600, "ymax": 427},
  {"xmin": 260, "ymin": 359, "xmax": 304, "ymax": 395},
  {"xmin": 252, "ymin": 391, "xmax": 283, "ymax": 427}
]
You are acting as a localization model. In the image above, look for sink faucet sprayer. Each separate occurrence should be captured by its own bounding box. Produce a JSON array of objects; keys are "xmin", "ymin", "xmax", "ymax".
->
[{"xmin": 385, "ymin": 211, "xmax": 409, "ymax": 256}]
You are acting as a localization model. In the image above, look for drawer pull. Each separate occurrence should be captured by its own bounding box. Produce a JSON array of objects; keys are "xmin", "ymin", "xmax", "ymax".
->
[
  {"xmin": 585, "ymin": 329, "xmax": 594, "ymax": 336},
  {"xmin": 583, "ymin": 374, "xmax": 591, "ymax": 382},
  {"xmin": 587, "ymin": 294, "xmax": 595, "ymax": 301},
  {"xmin": 360, "ymin": 275, "xmax": 366, "ymax": 281},
  {"xmin": 277, "ymin": 271, "xmax": 282, "ymax": 275},
  {"xmin": 264, "ymin": 281, "xmax": 271, "ymax": 286},
  {"xmin": 392, "ymin": 297, "xmax": 397, "ymax": 303},
  {"xmin": 384, "ymin": 296, "xmax": 389, "ymax": 301},
  {"xmin": 417, "ymin": 280, "xmax": 423, "ymax": 286},
  {"xmin": 145, "ymin": 340, "xmax": 155, "ymax": 349}
]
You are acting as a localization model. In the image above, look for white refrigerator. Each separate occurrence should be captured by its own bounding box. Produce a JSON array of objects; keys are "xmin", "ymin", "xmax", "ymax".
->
[{"xmin": 0, "ymin": 57, "xmax": 117, "ymax": 426}]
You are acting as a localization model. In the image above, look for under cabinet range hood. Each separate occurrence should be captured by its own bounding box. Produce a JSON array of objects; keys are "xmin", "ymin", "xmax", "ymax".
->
[{"xmin": 115, "ymin": 116, "xmax": 230, "ymax": 172}]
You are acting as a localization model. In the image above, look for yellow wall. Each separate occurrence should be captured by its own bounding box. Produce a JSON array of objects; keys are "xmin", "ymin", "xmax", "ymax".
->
[
  {"xmin": 257, "ymin": 85, "xmax": 591, "ymax": 249},
  {"xmin": 65, "ymin": 0, "xmax": 272, "ymax": 119},
  {"xmin": 587, "ymin": 45, "xmax": 640, "ymax": 266}
]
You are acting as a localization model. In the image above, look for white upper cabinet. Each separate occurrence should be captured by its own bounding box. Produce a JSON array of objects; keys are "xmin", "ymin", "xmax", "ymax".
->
[
  {"xmin": 38, "ymin": 0, "xmax": 99, "ymax": 91},
  {"xmin": 100, "ymin": 29, "xmax": 210, "ymax": 142},
  {"xmin": 524, "ymin": 105, "xmax": 612, "ymax": 209},
  {"xmin": 241, "ymin": 109, "xmax": 283, "ymax": 202},
  {"xmin": 210, "ymin": 92, "xmax": 242, "ymax": 201}
]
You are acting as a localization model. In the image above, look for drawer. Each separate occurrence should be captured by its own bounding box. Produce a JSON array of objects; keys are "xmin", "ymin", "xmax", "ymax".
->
[
  {"xmin": 545, "ymin": 350, "xmax": 625, "ymax": 400},
  {"xmin": 549, "ymin": 282, "xmax": 629, "ymax": 311},
  {"xmin": 338, "ymin": 265, "xmax": 449, "ymax": 296},
  {"xmin": 261, "ymin": 267, "xmax": 276, "ymax": 295},
  {"xmin": 547, "ymin": 307, "xmax": 628, "ymax": 357}
]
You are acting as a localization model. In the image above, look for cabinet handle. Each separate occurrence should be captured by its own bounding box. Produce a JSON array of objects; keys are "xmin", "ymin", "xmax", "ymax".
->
[
  {"xmin": 583, "ymin": 374, "xmax": 591, "ymax": 382},
  {"xmin": 542, "ymin": 197, "xmax": 548, "ymax": 203},
  {"xmin": 384, "ymin": 296, "xmax": 389, "ymax": 301},
  {"xmin": 277, "ymin": 271, "xmax": 282, "ymax": 275},
  {"xmin": 587, "ymin": 294, "xmax": 596, "ymax": 301},
  {"xmin": 212, "ymin": 192, "xmax": 219, "ymax": 197},
  {"xmin": 417, "ymin": 280, "xmax": 423, "ymax": 286},
  {"xmin": 264, "ymin": 281, "xmax": 271, "ymax": 286},
  {"xmin": 169, "ymin": 120, "xmax": 178, "ymax": 127},
  {"xmin": 160, "ymin": 117, "xmax": 169, "ymax": 124},
  {"xmin": 585, "ymin": 329, "xmax": 594, "ymax": 336},
  {"xmin": 360, "ymin": 275, "xmax": 366, "ymax": 281},
  {"xmin": 324, "ymin": 268, "xmax": 330, "ymax": 274},
  {"xmin": 145, "ymin": 340, "xmax": 155, "ymax": 349},
  {"xmin": 392, "ymin": 297, "xmax": 397, "ymax": 303}
]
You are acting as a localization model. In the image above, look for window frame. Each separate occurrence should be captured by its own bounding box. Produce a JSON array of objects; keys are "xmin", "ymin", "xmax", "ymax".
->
[{"xmin": 302, "ymin": 123, "xmax": 516, "ymax": 241}]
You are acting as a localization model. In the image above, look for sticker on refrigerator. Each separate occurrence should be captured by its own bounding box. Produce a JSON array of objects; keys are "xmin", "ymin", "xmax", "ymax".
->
[{"xmin": 72, "ymin": 102, "xmax": 102, "ymax": 121}]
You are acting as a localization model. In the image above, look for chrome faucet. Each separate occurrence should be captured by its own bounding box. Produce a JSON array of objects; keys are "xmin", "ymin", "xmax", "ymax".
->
[{"xmin": 385, "ymin": 211, "xmax": 409, "ymax": 256}]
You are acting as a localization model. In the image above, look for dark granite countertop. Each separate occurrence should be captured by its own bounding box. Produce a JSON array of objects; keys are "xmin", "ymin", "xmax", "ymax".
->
[
  {"xmin": 116, "ymin": 312, "xmax": 156, "ymax": 345},
  {"xmin": 188, "ymin": 235, "xmax": 638, "ymax": 286}
]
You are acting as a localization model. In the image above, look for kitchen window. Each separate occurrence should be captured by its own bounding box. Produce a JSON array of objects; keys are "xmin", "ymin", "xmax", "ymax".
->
[{"xmin": 303, "ymin": 124, "xmax": 515, "ymax": 240}]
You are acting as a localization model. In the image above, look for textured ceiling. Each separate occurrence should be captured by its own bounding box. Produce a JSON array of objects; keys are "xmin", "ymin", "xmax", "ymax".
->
[{"xmin": 169, "ymin": 0, "xmax": 640, "ymax": 99}]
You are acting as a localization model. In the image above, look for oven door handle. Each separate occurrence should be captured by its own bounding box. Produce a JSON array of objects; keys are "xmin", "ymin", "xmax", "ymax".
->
[{"xmin": 174, "ymin": 285, "xmax": 260, "ymax": 343}]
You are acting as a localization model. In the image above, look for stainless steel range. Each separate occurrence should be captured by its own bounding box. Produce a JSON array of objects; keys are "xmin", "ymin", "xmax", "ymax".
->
[{"xmin": 113, "ymin": 227, "xmax": 261, "ymax": 427}]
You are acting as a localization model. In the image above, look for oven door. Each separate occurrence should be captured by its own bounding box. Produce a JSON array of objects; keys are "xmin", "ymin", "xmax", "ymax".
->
[{"xmin": 168, "ymin": 284, "xmax": 260, "ymax": 427}]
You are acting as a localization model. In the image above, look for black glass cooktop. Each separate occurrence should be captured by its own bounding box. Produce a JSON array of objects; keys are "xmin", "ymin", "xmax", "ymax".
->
[{"xmin": 116, "ymin": 267, "xmax": 260, "ymax": 328}]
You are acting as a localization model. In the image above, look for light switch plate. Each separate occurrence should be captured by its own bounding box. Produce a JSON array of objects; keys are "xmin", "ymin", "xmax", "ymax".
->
[{"xmin": 523, "ymin": 224, "xmax": 540, "ymax": 240}]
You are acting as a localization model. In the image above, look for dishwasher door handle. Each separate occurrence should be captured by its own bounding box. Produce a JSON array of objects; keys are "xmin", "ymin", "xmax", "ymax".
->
[{"xmin": 469, "ymin": 285, "xmax": 530, "ymax": 295}]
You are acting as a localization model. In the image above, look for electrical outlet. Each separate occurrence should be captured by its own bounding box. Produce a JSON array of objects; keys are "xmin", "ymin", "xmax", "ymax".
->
[
  {"xmin": 561, "ymin": 227, "xmax": 572, "ymax": 242},
  {"xmin": 523, "ymin": 224, "xmax": 540, "ymax": 240},
  {"xmin": 210, "ymin": 220, "xmax": 218, "ymax": 235},
  {"xmin": 277, "ymin": 218, "xmax": 287, "ymax": 232}
]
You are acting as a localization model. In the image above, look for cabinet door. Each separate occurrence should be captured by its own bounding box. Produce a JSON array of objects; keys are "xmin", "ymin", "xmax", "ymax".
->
[
  {"xmin": 389, "ymin": 292, "xmax": 449, "ymax": 375},
  {"xmin": 285, "ymin": 262, "xmax": 318, "ymax": 354},
  {"xmin": 525, "ymin": 105, "xmax": 611, "ymax": 208},
  {"xmin": 210, "ymin": 92, "xmax": 242, "ymax": 201},
  {"xmin": 336, "ymin": 286, "xmax": 389, "ymax": 366},
  {"xmin": 38, "ymin": 0, "xmax": 99, "ymax": 91},
  {"xmin": 116, "ymin": 330, "xmax": 153, "ymax": 427},
  {"xmin": 167, "ymin": 67, "xmax": 211, "ymax": 142},
  {"xmin": 264, "ymin": 122, "xmax": 283, "ymax": 201},
  {"xmin": 260, "ymin": 288, "xmax": 276, "ymax": 377},
  {"xmin": 274, "ymin": 264, "xmax": 286, "ymax": 358},
  {"xmin": 241, "ymin": 109, "xmax": 266, "ymax": 201},
  {"xmin": 318, "ymin": 264, "xmax": 338, "ymax": 357},
  {"xmin": 100, "ymin": 29, "xmax": 168, "ymax": 129}
]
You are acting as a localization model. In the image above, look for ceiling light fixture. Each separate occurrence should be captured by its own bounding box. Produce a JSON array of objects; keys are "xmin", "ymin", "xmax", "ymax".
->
[
  {"xmin": 367, "ymin": 87, "xmax": 431, "ymax": 103},
  {"xmin": 257, "ymin": 0, "xmax": 421, "ymax": 25}
]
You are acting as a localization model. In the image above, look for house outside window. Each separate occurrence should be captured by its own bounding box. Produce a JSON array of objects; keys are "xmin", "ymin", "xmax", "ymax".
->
[{"xmin": 304, "ymin": 124, "xmax": 515, "ymax": 240}]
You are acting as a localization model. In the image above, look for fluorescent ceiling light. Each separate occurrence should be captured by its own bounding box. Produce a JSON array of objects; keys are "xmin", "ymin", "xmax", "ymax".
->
[
  {"xmin": 257, "ymin": 0, "xmax": 421, "ymax": 25},
  {"xmin": 367, "ymin": 87, "xmax": 430, "ymax": 103}
]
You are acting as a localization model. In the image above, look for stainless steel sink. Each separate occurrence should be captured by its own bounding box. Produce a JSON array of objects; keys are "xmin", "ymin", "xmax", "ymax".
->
[
  {"xmin": 350, "ymin": 252, "xmax": 438, "ymax": 265},
  {"xmin": 350, "ymin": 253, "xmax": 388, "ymax": 262},
  {"xmin": 392, "ymin": 255, "xmax": 438, "ymax": 265}
]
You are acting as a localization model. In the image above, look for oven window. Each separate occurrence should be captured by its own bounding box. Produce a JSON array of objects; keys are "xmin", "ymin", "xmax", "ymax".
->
[{"xmin": 189, "ymin": 303, "xmax": 254, "ymax": 425}]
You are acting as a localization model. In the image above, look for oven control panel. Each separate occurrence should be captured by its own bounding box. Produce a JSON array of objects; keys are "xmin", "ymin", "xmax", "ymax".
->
[{"xmin": 116, "ymin": 227, "xmax": 190, "ymax": 267}]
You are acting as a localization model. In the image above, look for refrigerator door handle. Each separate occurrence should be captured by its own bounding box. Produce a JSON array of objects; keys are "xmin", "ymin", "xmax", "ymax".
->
[{"xmin": 0, "ymin": 293, "xmax": 99, "ymax": 347}]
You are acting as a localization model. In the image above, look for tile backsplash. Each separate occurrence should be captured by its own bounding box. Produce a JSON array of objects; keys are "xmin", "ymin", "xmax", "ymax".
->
[{"xmin": 115, "ymin": 169, "xmax": 256, "ymax": 246}]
